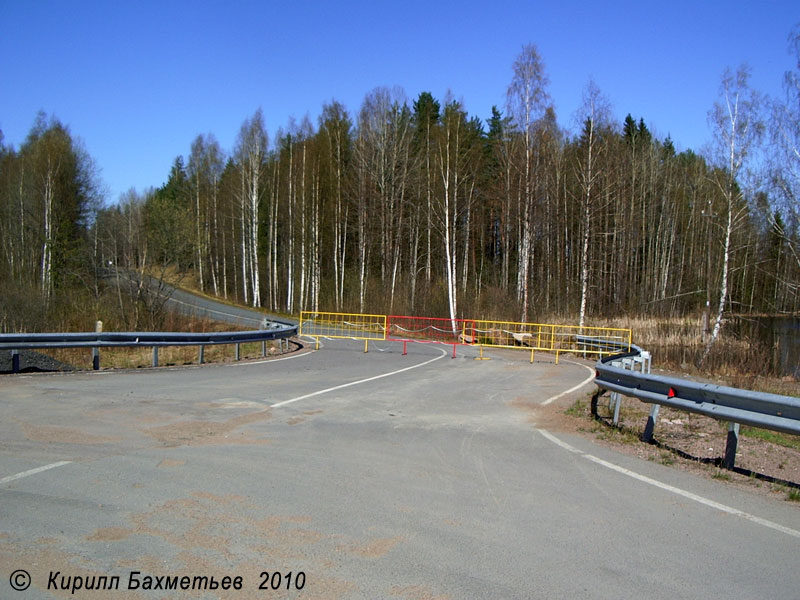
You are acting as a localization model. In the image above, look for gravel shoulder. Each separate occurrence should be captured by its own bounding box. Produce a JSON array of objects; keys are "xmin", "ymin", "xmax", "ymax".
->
[
  {"xmin": 531, "ymin": 379, "xmax": 800, "ymax": 505},
  {"xmin": 0, "ymin": 349, "xmax": 75, "ymax": 373}
]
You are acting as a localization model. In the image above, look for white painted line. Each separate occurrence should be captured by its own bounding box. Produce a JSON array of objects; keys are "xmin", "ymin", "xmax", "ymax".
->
[
  {"xmin": 271, "ymin": 347, "xmax": 447, "ymax": 408},
  {"xmin": 0, "ymin": 461, "xmax": 72, "ymax": 486},
  {"xmin": 541, "ymin": 360, "xmax": 595, "ymax": 405},
  {"xmin": 537, "ymin": 428, "xmax": 583, "ymax": 453},
  {"xmin": 536, "ymin": 428, "xmax": 800, "ymax": 539},
  {"xmin": 582, "ymin": 454, "xmax": 800, "ymax": 539},
  {"xmin": 229, "ymin": 349, "xmax": 314, "ymax": 367}
]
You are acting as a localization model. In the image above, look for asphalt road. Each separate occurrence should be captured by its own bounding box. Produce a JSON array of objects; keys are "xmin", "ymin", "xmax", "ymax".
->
[
  {"xmin": 103, "ymin": 270, "xmax": 296, "ymax": 328},
  {"xmin": 1, "ymin": 337, "xmax": 798, "ymax": 599},
  {"xmin": 163, "ymin": 285, "xmax": 296, "ymax": 329}
]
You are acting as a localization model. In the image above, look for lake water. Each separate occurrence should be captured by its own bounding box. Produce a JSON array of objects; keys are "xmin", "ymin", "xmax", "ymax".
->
[{"xmin": 730, "ymin": 316, "xmax": 800, "ymax": 378}]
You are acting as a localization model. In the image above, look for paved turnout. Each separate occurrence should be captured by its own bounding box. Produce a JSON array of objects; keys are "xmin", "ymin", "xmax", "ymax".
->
[{"xmin": 1, "ymin": 338, "xmax": 798, "ymax": 599}]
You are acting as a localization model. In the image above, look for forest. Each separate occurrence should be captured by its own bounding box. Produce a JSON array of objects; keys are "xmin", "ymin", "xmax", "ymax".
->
[{"xmin": 1, "ymin": 42, "xmax": 799, "ymax": 365}]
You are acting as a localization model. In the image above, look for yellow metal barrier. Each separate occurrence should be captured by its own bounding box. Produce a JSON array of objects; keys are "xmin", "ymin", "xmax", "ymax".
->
[
  {"xmin": 466, "ymin": 320, "xmax": 631, "ymax": 363},
  {"xmin": 299, "ymin": 311, "xmax": 387, "ymax": 352},
  {"xmin": 298, "ymin": 310, "xmax": 631, "ymax": 361}
]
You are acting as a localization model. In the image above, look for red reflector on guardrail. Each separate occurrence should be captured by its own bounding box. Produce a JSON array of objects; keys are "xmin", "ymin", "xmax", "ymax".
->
[{"xmin": 668, "ymin": 387, "xmax": 677, "ymax": 398}]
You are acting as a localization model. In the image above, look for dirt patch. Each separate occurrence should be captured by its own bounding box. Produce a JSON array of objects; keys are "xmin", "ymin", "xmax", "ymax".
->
[
  {"xmin": 86, "ymin": 526, "xmax": 131, "ymax": 542},
  {"xmin": 390, "ymin": 585, "xmax": 453, "ymax": 600},
  {"xmin": 338, "ymin": 536, "xmax": 405, "ymax": 559},
  {"xmin": 0, "ymin": 537, "xmax": 144, "ymax": 599},
  {"xmin": 143, "ymin": 409, "xmax": 272, "ymax": 447},
  {"xmin": 527, "ymin": 391, "xmax": 800, "ymax": 504},
  {"xmin": 19, "ymin": 423, "xmax": 120, "ymax": 445}
]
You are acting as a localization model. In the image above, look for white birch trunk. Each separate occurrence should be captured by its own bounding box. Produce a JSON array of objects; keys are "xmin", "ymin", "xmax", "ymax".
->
[
  {"xmin": 286, "ymin": 141, "xmax": 294, "ymax": 313},
  {"xmin": 41, "ymin": 166, "xmax": 54, "ymax": 301}
]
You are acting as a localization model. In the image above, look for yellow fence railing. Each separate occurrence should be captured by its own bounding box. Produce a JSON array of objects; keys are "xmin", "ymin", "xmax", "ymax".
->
[
  {"xmin": 299, "ymin": 311, "xmax": 631, "ymax": 362},
  {"xmin": 466, "ymin": 320, "xmax": 632, "ymax": 363},
  {"xmin": 299, "ymin": 311, "xmax": 387, "ymax": 352}
]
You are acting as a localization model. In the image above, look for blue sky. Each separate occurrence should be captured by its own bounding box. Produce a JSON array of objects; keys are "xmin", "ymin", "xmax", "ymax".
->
[{"xmin": 1, "ymin": 1, "xmax": 797, "ymax": 203}]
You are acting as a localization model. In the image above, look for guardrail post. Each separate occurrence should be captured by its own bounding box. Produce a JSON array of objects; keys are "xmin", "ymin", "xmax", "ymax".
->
[
  {"xmin": 198, "ymin": 345, "xmax": 205, "ymax": 364},
  {"xmin": 642, "ymin": 404, "xmax": 660, "ymax": 443},
  {"xmin": 262, "ymin": 340, "xmax": 266, "ymax": 357},
  {"xmin": 235, "ymin": 343, "xmax": 240, "ymax": 361},
  {"xmin": 152, "ymin": 347, "xmax": 158, "ymax": 367},
  {"xmin": 612, "ymin": 392, "xmax": 622, "ymax": 426},
  {"xmin": 11, "ymin": 349, "xmax": 19, "ymax": 373},
  {"xmin": 92, "ymin": 320, "xmax": 102, "ymax": 370},
  {"xmin": 723, "ymin": 422, "xmax": 740, "ymax": 469}
]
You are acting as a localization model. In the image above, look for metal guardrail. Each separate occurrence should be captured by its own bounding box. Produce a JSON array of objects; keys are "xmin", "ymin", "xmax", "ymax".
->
[
  {"xmin": 593, "ymin": 345, "xmax": 800, "ymax": 469},
  {"xmin": 1, "ymin": 325, "xmax": 297, "ymax": 372}
]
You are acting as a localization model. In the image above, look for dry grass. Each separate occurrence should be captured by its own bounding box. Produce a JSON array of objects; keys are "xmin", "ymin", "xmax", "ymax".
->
[
  {"xmin": 586, "ymin": 315, "xmax": 799, "ymax": 397},
  {"xmin": 41, "ymin": 339, "xmax": 289, "ymax": 371},
  {"xmin": 34, "ymin": 310, "xmax": 291, "ymax": 371}
]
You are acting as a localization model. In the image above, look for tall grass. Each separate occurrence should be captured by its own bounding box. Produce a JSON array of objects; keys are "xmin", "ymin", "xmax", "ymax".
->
[{"xmin": 594, "ymin": 315, "xmax": 799, "ymax": 396}]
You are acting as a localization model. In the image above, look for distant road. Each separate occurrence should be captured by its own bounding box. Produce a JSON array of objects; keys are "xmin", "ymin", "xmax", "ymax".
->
[
  {"xmin": 163, "ymin": 284, "xmax": 296, "ymax": 328},
  {"xmin": 106, "ymin": 269, "xmax": 296, "ymax": 328}
]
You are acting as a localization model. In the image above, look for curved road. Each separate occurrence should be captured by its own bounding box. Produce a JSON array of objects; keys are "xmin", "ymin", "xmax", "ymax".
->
[
  {"xmin": 103, "ymin": 270, "xmax": 296, "ymax": 328},
  {"xmin": 1, "ymin": 336, "xmax": 798, "ymax": 598}
]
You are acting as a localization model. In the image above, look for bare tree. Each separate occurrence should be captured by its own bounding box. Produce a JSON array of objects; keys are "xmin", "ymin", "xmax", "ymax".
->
[
  {"xmin": 319, "ymin": 101, "xmax": 352, "ymax": 310},
  {"xmin": 234, "ymin": 109, "xmax": 268, "ymax": 307},
  {"xmin": 188, "ymin": 133, "xmax": 225, "ymax": 294},
  {"xmin": 573, "ymin": 80, "xmax": 613, "ymax": 328},
  {"xmin": 703, "ymin": 66, "xmax": 765, "ymax": 361},
  {"xmin": 354, "ymin": 87, "xmax": 413, "ymax": 312},
  {"xmin": 769, "ymin": 25, "xmax": 800, "ymax": 269},
  {"xmin": 506, "ymin": 44, "xmax": 551, "ymax": 321}
]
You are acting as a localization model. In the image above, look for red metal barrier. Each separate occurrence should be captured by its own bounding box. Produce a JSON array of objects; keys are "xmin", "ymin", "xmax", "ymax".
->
[{"xmin": 386, "ymin": 315, "xmax": 476, "ymax": 358}]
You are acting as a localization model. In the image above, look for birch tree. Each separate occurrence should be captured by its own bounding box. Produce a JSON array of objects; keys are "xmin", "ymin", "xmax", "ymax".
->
[
  {"xmin": 412, "ymin": 92, "xmax": 441, "ymax": 295},
  {"xmin": 319, "ymin": 101, "xmax": 353, "ymax": 310},
  {"xmin": 703, "ymin": 66, "xmax": 764, "ymax": 361},
  {"xmin": 354, "ymin": 87, "xmax": 413, "ymax": 312},
  {"xmin": 573, "ymin": 80, "xmax": 613, "ymax": 328},
  {"xmin": 234, "ymin": 109, "xmax": 268, "ymax": 307},
  {"xmin": 506, "ymin": 44, "xmax": 550, "ymax": 321},
  {"xmin": 4, "ymin": 114, "xmax": 99, "ymax": 303},
  {"xmin": 433, "ymin": 99, "xmax": 482, "ymax": 326},
  {"xmin": 769, "ymin": 25, "xmax": 800, "ymax": 270},
  {"xmin": 188, "ymin": 133, "xmax": 225, "ymax": 294}
]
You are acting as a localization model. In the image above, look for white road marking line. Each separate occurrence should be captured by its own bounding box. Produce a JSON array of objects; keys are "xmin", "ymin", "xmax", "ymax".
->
[
  {"xmin": 0, "ymin": 461, "xmax": 72, "ymax": 486},
  {"xmin": 536, "ymin": 428, "xmax": 800, "ymax": 539},
  {"xmin": 270, "ymin": 347, "xmax": 447, "ymax": 408},
  {"xmin": 541, "ymin": 360, "xmax": 595, "ymax": 405},
  {"xmin": 582, "ymin": 454, "xmax": 800, "ymax": 539},
  {"xmin": 537, "ymin": 428, "xmax": 583, "ymax": 453},
  {"xmin": 230, "ymin": 350, "xmax": 314, "ymax": 367}
]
